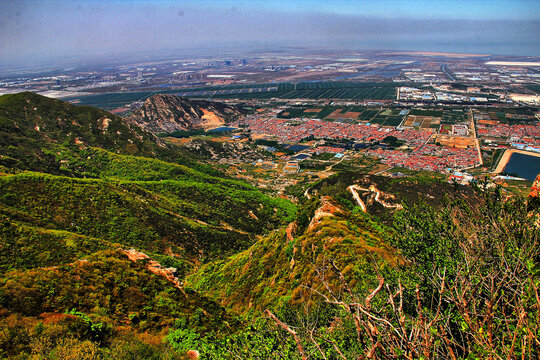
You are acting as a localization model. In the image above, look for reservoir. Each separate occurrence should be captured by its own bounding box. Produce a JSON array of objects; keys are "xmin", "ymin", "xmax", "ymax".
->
[
  {"xmin": 207, "ymin": 126, "xmax": 237, "ymax": 133},
  {"xmin": 503, "ymin": 152, "xmax": 540, "ymax": 181}
]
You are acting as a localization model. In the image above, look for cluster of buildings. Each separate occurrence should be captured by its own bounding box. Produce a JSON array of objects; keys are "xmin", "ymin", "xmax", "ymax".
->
[
  {"xmin": 235, "ymin": 117, "xmax": 393, "ymax": 143},
  {"xmin": 235, "ymin": 116, "xmax": 433, "ymax": 147},
  {"xmin": 440, "ymin": 124, "xmax": 469, "ymax": 136},
  {"xmin": 366, "ymin": 143, "xmax": 480, "ymax": 172},
  {"xmin": 64, "ymin": 80, "xmax": 127, "ymax": 92},
  {"xmin": 234, "ymin": 106, "xmax": 536, "ymax": 175},
  {"xmin": 398, "ymin": 87, "xmax": 490, "ymax": 103},
  {"xmin": 391, "ymin": 128, "xmax": 432, "ymax": 147},
  {"xmin": 402, "ymin": 70, "xmax": 447, "ymax": 83},
  {"xmin": 236, "ymin": 115, "xmax": 484, "ymax": 172},
  {"xmin": 477, "ymin": 123, "xmax": 540, "ymax": 146},
  {"xmin": 237, "ymin": 113, "xmax": 482, "ymax": 172},
  {"xmin": 416, "ymin": 144, "xmax": 480, "ymax": 167}
]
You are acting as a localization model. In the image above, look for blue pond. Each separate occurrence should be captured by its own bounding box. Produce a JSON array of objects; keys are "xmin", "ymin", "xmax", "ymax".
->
[
  {"xmin": 285, "ymin": 144, "xmax": 310, "ymax": 152},
  {"xmin": 207, "ymin": 127, "xmax": 237, "ymax": 133},
  {"xmin": 503, "ymin": 152, "xmax": 540, "ymax": 181}
]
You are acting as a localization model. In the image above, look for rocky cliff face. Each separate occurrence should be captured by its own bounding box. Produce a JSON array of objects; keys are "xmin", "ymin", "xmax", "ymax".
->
[
  {"xmin": 126, "ymin": 94, "xmax": 246, "ymax": 134},
  {"xmin": 530, "ymin": 173, "xmax": 540, "ymax": 198},
  {"xmin": 528, "ymin": 173, "xmax": 540, "ymax": 212}
]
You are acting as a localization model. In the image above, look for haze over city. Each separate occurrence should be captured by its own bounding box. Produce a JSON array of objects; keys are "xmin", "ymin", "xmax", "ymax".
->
[{"xmin": 1, "ymin": 0, "xmax": 539, "ymax": 69}]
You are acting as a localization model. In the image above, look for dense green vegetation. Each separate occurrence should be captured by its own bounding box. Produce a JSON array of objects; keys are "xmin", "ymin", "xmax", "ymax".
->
[
  {"xmin": 408, "ymin": 108, "xmax": 444, "ymax": 117},
  {"xmin": 0, "ymin": 250, "xmax": 237, "ymax": 359},
  {"xmin": 525, "ymin": 83, "xmax": 540, "ymax": 94},
  {"xmin": 0, "ymin": 170, "xmax": 292, "ymax": 262},
  {"xmin": 277, "ymin": 105, "xmax": 386, "ymax": 122},
  {"xmin": 163, "ymin": 129, "xmax": 208, "ymax": 138},
  {"xmin": 0, "ymin": 93, "xmax": 297, "ymax": 358},
  {"xmin": 212, "ymin": 82, "xmax": 399, "ymax": 100},
  {"xmin": 0, "ymin": 94, "xmax": 295, "ymax": 262},
  {"xmin": 189, "ymin": 203, "xmax": 399, "ymax": 312},
  {"xmin": 0, "ymin": 92, "xmax": 169, "ymax": 174},
  {"xmin": 173, "ymin": 188, "xmax": 539, "ymax": 359},
  {"xmin": 382, "ymin": 135, "xmax": 405, "ymax": 148},
  {"xmin": 1, "ymin": 92, "xmax": 538, "ymax": 359}
]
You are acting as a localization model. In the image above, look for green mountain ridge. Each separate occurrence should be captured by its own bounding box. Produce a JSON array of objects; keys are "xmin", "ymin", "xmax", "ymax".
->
[
  {"xmin": 0, "ymin": 92, "xmax": 538, "ymax": 359},
  {"xmin": 0, "ymin": 92, "xmax": 168, "ymax": 174},
  {"xmin": 0, "ymin": 93, "xmax": 295, "ymax": 358},
  {"xmin": 188, "ymin": 197, "xmax": 400, "ymax": 313},
  {"xmin": 126, "ymin": 94, "xmax": 247, "ymax": 134}
]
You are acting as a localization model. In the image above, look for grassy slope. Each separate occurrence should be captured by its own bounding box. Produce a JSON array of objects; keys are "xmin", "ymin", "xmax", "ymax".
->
[
  {"xmin": 0, "ymin": 92, "xmax": 296, "ymax": 267},
  {"xmin": 0, "ymin": 159, "xmax": 296, "ymax": 268},
  {"xmin": 0, "ymin": 249, "xmax": 236, "ymax": 333},
  {"xmin": 0, "ymin": 91, "xmax": 168, "ymax": 173},
  {"xmin": 188, "ymin": 200, "xmax": 400, "ymax": 313},
  {"xmin": 187, "ymin": 171, "xmax": 487, "ymax": 314},
  {"xmin": 0, "ymin": 93, "xmax": 297, "ymax": 356}
]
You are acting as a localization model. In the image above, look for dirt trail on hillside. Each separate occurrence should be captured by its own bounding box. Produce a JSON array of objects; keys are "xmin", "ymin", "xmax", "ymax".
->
[{"xmin": 348, "ymin": 184, "xmax": 403, "ymax": 212}]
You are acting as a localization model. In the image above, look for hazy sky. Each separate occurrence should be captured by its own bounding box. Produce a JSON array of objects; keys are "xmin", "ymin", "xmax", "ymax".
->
[{"xmin": 1, "ymin": 0, "xmax": 539, "ymax": 67}]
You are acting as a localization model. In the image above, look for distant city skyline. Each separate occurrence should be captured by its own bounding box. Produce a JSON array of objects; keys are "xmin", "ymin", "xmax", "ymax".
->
[{"xmin": 1, "ymin": 0, "xmax": 539, "ymax": 68}]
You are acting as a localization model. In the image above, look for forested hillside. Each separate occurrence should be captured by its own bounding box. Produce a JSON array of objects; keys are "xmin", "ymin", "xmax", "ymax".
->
[
  {"xmin": 0, "ymin": 93, "xmax": 295, "ymax": 358},
  {"xmin": 0, "ymin": 93, "xmax": 538, "ymax": 359},
  {"xmin": 180, "ymin": 180, "xmax": 540, "ymax": 359}
]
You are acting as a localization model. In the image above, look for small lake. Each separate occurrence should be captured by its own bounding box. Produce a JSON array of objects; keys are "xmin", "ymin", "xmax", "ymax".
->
[
  {"xmin": 285, "ymin": 144, "xmax": 310, "ymax": 152},
  {"xmin": 503, "ymin": 152, "xmax": 540, "ymax": 181},
  {"xmin": 207, "ymin": 126, "xmax": 237, "ymax": 133}
]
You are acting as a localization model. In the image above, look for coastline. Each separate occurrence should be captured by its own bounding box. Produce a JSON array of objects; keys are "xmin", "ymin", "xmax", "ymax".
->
[{"xmin": 493, "ymin": 149, "xmax": 540, "ymax": 174}]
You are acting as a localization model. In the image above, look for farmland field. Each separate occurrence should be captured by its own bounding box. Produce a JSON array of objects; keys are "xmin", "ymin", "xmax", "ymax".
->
[
  {"xmin": 369, "ymin": 116, "xmax": 403, "ymax": 127},
  {"xmin": 66, "ymin": 91, "xmax": 157, "ymax": 110},
  {"xmin": 409, "ymin": 109, "xmax": 443, "ymax": 117},
  {"xmin": 369, "ymin": 109, "xmax": 405, "ymax": 126},
  {"xmin": 441, "ymin": 110, "xmax": 468, "ymax": 124},
  {"xmin": 525, "ymin": 84, "xmax": 540, "ymax": 94},
  {"xmin": 212, "ymin": 82, "xmax": 398, "ymax": 100},
  {"xmin": 66, "ymin": 81, "xmax": 401, "ymax": 109},
  {"xmin": 278, "ymin": 105, "xmax": 388, "ymax": 122}
]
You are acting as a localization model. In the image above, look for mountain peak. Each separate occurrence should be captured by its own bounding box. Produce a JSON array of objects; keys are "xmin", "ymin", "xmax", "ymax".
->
[{"xmin": 126, "ymin": 94, "xmax": 246, "ymax": 134}]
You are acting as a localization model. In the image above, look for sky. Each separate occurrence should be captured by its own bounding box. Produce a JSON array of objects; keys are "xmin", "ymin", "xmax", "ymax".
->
[{"xmin": 1, "ymin": 0, "xmax": 539, "ymax": 68}]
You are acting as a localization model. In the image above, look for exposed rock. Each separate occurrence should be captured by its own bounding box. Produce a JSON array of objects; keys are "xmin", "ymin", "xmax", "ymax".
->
[
  {"xmin": 126, "ymin": 94, "xmax": 246, "ymax": 134},
  {"xmin": 286, "ymin": 221, "xmax": 297, "ymax": 242},
  {"xmin": 528, "ymin": 173, "xmax": 540, "ymax": 212},
  {"xmin": 308, "ymin": 196, "xmax": 342, "ymax": 231},
  {"xmin": 186, "ymin": 350, "xmax": 200, "ymax": 359},
  {"xmin": 122, "ymin": 248, "xmax": 183, "ymax": 289},
  {"xmin": 529, "ymin": 173, "xmax": 540, "ymax": 199}
]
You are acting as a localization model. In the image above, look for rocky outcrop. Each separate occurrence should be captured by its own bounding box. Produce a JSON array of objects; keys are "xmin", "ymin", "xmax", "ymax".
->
[
  {"xmin": 528, "ymin": 173, "xmax": 540, "ymax": 212},
  {"xmin": 126, "ymin": 94, "xmax": 245, "ymax": 134},
  {"xmin": 122, "ymin": 248, "xmax": 183, "ymax": 289},
  {"xmin": 308, "ymin": 196, "xmax": 342, "ymax": 231},
  {"xmin": 529, "ymin": 173, "xmax": 540, "ymax": 199}
]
